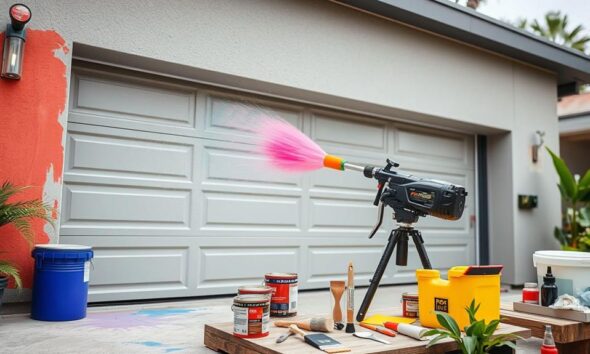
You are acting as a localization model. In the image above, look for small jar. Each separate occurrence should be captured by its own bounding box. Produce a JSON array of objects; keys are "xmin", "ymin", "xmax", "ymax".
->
[{"xmin": 522, "ymin": 282, "xmax": 539, "ymax": 304}]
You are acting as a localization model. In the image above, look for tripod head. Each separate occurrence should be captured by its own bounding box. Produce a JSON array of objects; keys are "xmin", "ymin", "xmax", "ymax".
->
[{"xmin": 362, "ymin": 159, "xmax": 467, "ymax": 237}]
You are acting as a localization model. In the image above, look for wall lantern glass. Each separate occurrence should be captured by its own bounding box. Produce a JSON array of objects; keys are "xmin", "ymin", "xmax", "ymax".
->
[{"xmin": 1, "ymin": 3, "xmax": 32, "ymax": 80}]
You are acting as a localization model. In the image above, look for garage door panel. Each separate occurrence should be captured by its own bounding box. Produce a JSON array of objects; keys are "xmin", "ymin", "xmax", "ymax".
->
[
  {"xmin": 203, "ymin": 94, "xmax": 304, "ymax": 143},
  {"xmin": 307, "ymin": 246, "xmax": 385, "ymax": 283},
  {"xmin": 70, "ymin": 69, "xmax": 198, "ymax": 136},
  {"xmin": 199, "ymin": 246, "xmax": 299, "ymax": 288},
  {"xmin": 202, "ymin": 141, "xmax": 302, "ymax": 189},
  {"xmin": 61, "ymin": 236, "xmax": 197, "ymax": 301},
  {"xmin": 393, "ymin": 125, "xmax": 473, "ymax": 169},
  {"xmin": 66, "ymin": 129, "xmax": 195, "ymax": 183},
  {"xmin": 61, "ymin": 184, "xmax": 192, "ymax": 232},
  {"xmin": 309, "ymin": 198, "xmax": 380, "ymax": 231},
  {"xmin": 312, "ymin": 111, "xmax": 388, "ymax": 153},
  {"xmin": 201, "ymin": 192, "xmax": 301, "ymax": 230}
]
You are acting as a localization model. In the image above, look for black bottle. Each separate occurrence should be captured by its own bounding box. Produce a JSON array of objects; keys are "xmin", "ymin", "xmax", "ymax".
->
[{"xmin": 541, "ymin": 266, "xmax": 558, "ymax": 307}]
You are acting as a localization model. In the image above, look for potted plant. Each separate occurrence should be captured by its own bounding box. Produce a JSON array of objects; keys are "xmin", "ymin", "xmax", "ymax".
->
[
  {"xmin": 0, "ymin": 182, "xmax": 53, "ymax": 307},
  {"xmin": 422, "ymin": 300, "xmax": 522, "ymax": 354},
  {"xmin": 546, "ymin": 148, "xmax": 590, "ymax": 251}
]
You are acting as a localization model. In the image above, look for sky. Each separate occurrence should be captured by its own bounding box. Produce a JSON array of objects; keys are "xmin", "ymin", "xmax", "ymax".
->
[{"xmin": 454, "ymin": 0, "xmax": 590, "ymax": 44}]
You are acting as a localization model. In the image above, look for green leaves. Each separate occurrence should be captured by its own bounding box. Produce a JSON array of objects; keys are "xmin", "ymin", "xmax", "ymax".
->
[
  {"xmin": 426, "ymin": 300, "xmax": 521, "ymax": 354},
  {"xmin": 0, "ymin": 260, "xmax": 22, "ymax": 289},
  {"xmin": 546, "ymin": 149, "xmax": 590, "ymax": 250},
  {"xmin": 526, "ymin": 11, "xmax": 590, "ymax": 53},
  {"xmin": 435, "ymin": 311, "xmax": 461, "ymax": 337},
  {"xmin": 547, "ymin": 147, "xmax": 576, "ymax": 201},
  {"xmin": 0, "ymin": 181, "xmax": 56, "ymax": 289}
]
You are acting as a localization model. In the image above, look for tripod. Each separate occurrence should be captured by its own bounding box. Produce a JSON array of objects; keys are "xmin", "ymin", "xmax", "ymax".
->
[{"xmin": 356, "ymin": 221, "xmax": 432, "ymax": 322}]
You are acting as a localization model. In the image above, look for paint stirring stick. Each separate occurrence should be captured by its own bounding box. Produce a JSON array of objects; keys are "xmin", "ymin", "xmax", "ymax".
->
[{"xmin": 345, "ymin": 262, "xmax": 355, "ymax": 333}]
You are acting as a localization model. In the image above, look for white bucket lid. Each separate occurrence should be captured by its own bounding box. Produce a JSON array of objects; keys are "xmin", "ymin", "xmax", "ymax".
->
[
  {"xmin": 533, "ymin": 250, "xmax": 590, "ymax": 267},
  {"xmin": 35, "ymin": 244, "xmax": 92, "ymax": 250}
]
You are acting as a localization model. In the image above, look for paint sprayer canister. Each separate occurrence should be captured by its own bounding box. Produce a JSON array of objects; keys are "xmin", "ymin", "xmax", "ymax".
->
[
  {"xmin": 265, "ymin": 273, "xmax": 298, "ymax": 317},
  {"xmin": 31, "ymin": 244, "xmax": 93, "ymax": 321},
  {"xmin": 232, "ymin": 294, "xmax": 270, "ymax": 338}
]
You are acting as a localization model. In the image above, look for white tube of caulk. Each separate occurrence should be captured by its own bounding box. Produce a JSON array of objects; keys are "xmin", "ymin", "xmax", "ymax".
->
[{"xmin": 383, "ymin": 322, "xmax": 433, "ymax": 341}]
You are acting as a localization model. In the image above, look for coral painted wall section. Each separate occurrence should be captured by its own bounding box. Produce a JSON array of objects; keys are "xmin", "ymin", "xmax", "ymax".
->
[{"xmin": 0, "ymin": 30, "xmax": 68, "ymax": 288}]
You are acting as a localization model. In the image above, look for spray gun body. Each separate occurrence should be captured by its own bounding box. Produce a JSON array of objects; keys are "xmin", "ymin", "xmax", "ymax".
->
[{"xmin": 344, "ymin": 159, "xmax": 467, "ymax": 227}]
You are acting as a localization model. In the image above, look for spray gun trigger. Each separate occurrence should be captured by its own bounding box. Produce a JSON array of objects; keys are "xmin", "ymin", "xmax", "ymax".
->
[{"xmin": 369, "ymin": 202, "xmax": 385, "ymax": 239}]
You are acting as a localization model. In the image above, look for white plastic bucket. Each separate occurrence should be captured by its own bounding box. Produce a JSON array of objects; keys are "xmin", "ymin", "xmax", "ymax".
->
[{"xmin": 533, "ymin": 250, "xmax": 590, "ymax": 297}]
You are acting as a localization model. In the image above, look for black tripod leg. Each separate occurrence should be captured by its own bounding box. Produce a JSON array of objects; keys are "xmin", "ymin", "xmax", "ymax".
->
[
  {"xmin": 356, "ymin": 229, "xmax": 399, "ymax": 322},
  {"xmin": 411, "ymin": 230, "xmax": 432, "ymax": 269}
]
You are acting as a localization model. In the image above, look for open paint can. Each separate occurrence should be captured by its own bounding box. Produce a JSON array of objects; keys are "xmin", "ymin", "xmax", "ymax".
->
[
  {"xmin": 265, "ymin": 273, "xmax": 298, "ymax": 317},
  {"xmin": 238, "ymin": 285, "xmax": 273, "ymax": 297},
  {"xmin": 232, "ymin": 294, "xmax": 270, "ymax": 338},
  {"xmin": 402, "ymin": 292, "xmax": 419, "ymax": 318}
]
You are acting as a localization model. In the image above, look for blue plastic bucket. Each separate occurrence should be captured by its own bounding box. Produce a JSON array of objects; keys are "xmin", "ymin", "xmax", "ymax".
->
[{"xmin": 31, "ymin": 244, "xmax": 93, "ymax": 321}]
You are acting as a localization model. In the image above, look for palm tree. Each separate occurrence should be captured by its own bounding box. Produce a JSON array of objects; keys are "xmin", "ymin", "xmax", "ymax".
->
[
  {"xmin": 0, "ymin": 182, "xmax": 53, "ymax": 288},
  {"xmin": 520, "ymin": 11, "xmax": 590, "ymax": 53}
]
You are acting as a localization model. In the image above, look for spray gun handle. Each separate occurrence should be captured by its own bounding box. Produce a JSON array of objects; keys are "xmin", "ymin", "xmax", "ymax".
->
[
  {"xmin": 373, "ymin": 183, "xmax": 385, "ymax": 206},
  {"xmin": 368, "ymin": 201, "xmax": 385, "ymax": 239}
]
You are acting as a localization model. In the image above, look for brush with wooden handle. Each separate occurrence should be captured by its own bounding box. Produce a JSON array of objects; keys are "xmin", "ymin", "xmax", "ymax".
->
[
  {"xmin": 330, "ymin": 280, "xmax": 345, "ymax": 330},
  {"xmin": 289, "ymin": 324, "xmax": 351, "ymax": 353},
  {"xmin": 345, "ymin": 262, "xmax": 355, "ymax": 333},
  {"xmin": 274, "ymin": 317, "xmax": 334, "ymax": 332}
]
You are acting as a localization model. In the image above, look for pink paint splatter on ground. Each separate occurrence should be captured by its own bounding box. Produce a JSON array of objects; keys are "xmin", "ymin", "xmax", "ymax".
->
[{"xmin": 258, "ymin": 119, "xmax": 326, "ymax": 172}]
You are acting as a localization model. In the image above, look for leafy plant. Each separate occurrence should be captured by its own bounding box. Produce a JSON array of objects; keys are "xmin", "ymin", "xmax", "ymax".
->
[
  {"xmin": 0, "ymin": 182, "xmax": 54, "ymax": 288},
  {"xmin": 422, "ymin": 300, "xmax": 521, "ymax": 354},
  {"xmin": 518, "ymin": 11, "xmax": 590, "ymax": 53},
  {"xmin": 546, "ymin": 148, "xmax": 590, "ymax": 250}
]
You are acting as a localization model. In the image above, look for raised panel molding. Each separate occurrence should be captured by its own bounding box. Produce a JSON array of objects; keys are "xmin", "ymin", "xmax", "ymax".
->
[
  {"xmin": 61, "ymin": 184, "xmax": 191, "ymax": 230},
  {"xmin": 199, "ymin": 246, "xmax": 299, "ymax": 287},
  {"xmin": 66, "ymin": 132, "xmax": 194, "ymax": 182},
  {"xmin": 73, "ymin": 73, "xmax": 195, "ymax": 127},
  {"xmin": 201, "ymin": 192, "xmax": 300, "ymax": 230}
]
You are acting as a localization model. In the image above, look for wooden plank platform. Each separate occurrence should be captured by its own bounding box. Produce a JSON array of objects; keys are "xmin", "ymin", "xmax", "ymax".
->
[
  {"xmin": 501, "ymin": 302, "xmax": 590, "ymax": 354},
  {"xmin": 205, "ymin": 308, "xmax": 530, "ymax": 354}
]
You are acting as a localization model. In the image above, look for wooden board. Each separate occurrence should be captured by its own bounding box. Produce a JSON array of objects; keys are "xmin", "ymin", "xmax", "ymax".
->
[
  {"xmin": 513, "ymin": 301, "xmax": 590, "ymax": 322},
  {"xmin": 205, "ymin": 309, "xmax": 530, "ymax": 354},
  {"xmin": 501, "ymin": 302, "xmax": 590, "ymax": 343}
]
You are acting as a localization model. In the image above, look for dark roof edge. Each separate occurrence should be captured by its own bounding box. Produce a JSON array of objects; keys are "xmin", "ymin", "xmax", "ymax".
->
[{"xmin": 333, "ymin": 0, "xmax": 590, "ymax": 86}]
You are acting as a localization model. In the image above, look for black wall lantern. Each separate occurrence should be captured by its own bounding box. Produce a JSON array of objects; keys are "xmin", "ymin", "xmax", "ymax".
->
[{"xmin": 1, "ymin": 3, "xmax": 31, "ymax": 80}]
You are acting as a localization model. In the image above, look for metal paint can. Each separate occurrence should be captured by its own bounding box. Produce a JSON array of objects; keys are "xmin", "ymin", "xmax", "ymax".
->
[
  {"xmin": 238, "ymin": 285, "xmax": 273, "ymax": 297},
  {"xmin": 402, "ymin": 292, "xmax": 419, "ymax": 318},
  {"xmin": 232, "ymin": 294, "xmax": 270, "ymax": 338},
  {"xmin": 264, "ymin": 273, "xmax": 298, "ymax": 317}
]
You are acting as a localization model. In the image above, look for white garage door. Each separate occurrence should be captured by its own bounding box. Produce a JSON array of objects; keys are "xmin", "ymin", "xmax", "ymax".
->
[{"xmin": 61, "ymin": 62, "xmax": 475, "ymax": 302}]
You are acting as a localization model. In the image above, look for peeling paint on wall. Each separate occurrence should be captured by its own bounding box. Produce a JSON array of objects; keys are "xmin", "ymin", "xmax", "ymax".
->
[{"xmin": 0, "ymin": 30, "xmax": 68, "ymax": 288}]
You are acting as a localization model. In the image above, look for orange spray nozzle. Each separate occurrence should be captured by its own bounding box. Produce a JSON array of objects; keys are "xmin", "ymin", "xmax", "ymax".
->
[{"xmin": 323, "ymin": 154, "xmax": 345, "ymax": 170}]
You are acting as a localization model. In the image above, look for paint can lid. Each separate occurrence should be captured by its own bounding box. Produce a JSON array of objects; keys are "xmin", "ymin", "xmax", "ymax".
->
[
  {"xmin": 234, "ymin": 294, "xmax": 270, "ymax": 304},
  {"xmin": 401, "ymin": 292, "xmax": 419, "ymax": 299},
  {"xmin": 238, "ymin": 286, "xmax": 273, "ymax": 294},
  {"xmin": 264, "ymin": 272, "xmax": 298, "ymax": 279},
  {"xmin": 34, "ymin": 244, "xmax": 92, "ymax": 250}
]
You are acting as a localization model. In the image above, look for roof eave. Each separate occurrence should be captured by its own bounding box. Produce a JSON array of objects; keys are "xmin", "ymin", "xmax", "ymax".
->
[{"xmin": 332, "ymin": 0, "xmax": 590, "ymax": 89}]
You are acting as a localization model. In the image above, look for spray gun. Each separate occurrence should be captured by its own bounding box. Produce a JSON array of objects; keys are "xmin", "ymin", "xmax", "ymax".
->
[
  {"xmin": 332, "ymin": 157, "xmax": 469, "ymax": 321},
  {"xmin": 331, "ymin": 157, "xmax": 467, "ymax": 225}
]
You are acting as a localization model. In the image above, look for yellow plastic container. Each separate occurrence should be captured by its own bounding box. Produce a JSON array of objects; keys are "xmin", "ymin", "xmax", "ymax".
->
[{"xmin": 416, "ymin": 266, "xmax": 501, "ymax": 329}]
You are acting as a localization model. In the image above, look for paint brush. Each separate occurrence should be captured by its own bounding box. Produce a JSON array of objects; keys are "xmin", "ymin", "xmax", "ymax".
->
[
  {"xmin": 330, "ymin": 280, "xmax": 345, "ymax": 329},
  {"xmin": 345, "ymin": 262, "xmax": 355, "ymax": 333},
  {"xmin": 274, "ymin": 317, "xmax": 334, "ymax": 332},
  {"xmin": 289, "ymin": 324, "xmax": 351, "ymax": 353}
]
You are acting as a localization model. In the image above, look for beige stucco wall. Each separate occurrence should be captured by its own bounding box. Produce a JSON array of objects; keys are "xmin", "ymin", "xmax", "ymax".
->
[{"xmin": 0, "ymin": 0, "xmax": 562, "ymax": 284}]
